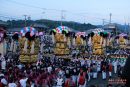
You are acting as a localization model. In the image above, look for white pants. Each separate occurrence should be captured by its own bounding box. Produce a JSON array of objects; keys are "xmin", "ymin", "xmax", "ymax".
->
[
  {"xmin": 102, "ymin": 71, "xmax": 106, "ymax": 79},
  {"xmin": 79, "ymin": 81, "xmax": 86, "ymax": 87},
  {"xmin": 109, "ymin": 72, "xmax": 112, "ymax": 77},
  {"xmin": 72, "ymin": 75, "xmax": 77, "ymax": 83},
  {"xmin": 88, "ymin": 73, "xmax": 91, "ymax": 81},
  {"xmin": 93, "ymin": 72, "xmax": 97, "ymax": 78},
  {"xmin": 114, "ymin": 66, "xmax": 117, "ymax": 74},
  {"xmin": 97, "ymin": 67, "xmax": 100, "ymax": 72},
  {"xmin": 56, "ymin": 86, "xmax": 62, "ymax": 87}
]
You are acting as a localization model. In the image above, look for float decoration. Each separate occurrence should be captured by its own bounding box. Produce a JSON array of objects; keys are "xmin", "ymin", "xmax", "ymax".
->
[
  {"xmin": 88, "ymin": 28, "xmax": 109, "ymax": 55},
  {"xmin": 75, "ymin": 32, "xmax": 86, "ymax": 46},
  {"xmin": 115, "ymin": 33, "xmax": 128, "ymax": 49},
  {"xmin": 19, "ymin": 27, "xmax": 39, "ymax": 63},
  {"xmin": 51, "ymin": 26, "xmax": 70, "ymax": 57}
]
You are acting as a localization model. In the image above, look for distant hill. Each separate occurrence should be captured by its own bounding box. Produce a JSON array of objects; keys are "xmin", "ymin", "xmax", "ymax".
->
[{"xmin": 5, "ymin": 19, "xmax": 97, "ymax": 31}]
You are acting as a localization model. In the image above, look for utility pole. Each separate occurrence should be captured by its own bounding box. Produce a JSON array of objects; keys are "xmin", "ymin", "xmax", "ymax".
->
[
  {"xmin": 109, "ymin": 13, "xmax": 112, "ymax": 24},
  {"xmin": 28, "ymin": 15, "xmax": 31, "ymax": 20},
  {"xmin": 23, "ymin": 15, "xmax": 27, "ymax": 27},
  {"xmin": 102, "ymin": 19, "xmax": 105, "ymax": 28},
  {"xmin": 125, "ymin": 22, "xmax": 127, "ymax": 33},
  {"xmin": 128, "ymin": 23, "xmax": 130, "ymax": 35},
  {"xmin": 61, "ymin": 10, "xmax": 65, "ymax": 26}
]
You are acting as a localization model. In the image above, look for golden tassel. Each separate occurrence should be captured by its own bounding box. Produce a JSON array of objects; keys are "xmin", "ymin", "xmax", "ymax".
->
[
  {"xmin": 67, "ymin": 37, "xmax": 71, "ymax": 47},
  {"xmin": 88, "ymin": 37, "xmax": 92, "ymax": 46},
  {"xmin": 23, "ymin": 39, "xmax": 28, "ymax": 53},
  {"xmin": 30, "ymin": 41, "xmax": 35, "ymax": 54},
  {"xmin": 117, "ymin": 39, "xmax": 119, "ymax": 44},
  {"xmin": 73, "ymin": 38, "xmax": 75, "ymax": 46},
  {"xmin": 81, "ymin": 38, "xmax": 83, "ymax": 45},
  {"xmin": 0, "ymin": 42, "xmax": 4, "ymax": 55},
  {"xmin": 83, "ymin": 40, "xmax": 86, "ymax": 46},
  {"xmin": 103, "ymin": 38, "xmax": 106, "ymax": 47},
  {"xmin": 63, "ymin": 34, "xmax": 66, "ymax": 42},
  {"xmin": 52, "ymin": 33, "xmax": 55, "ymax": 43},
  {"xmin": 100, "ymin": 37, "xmax": 103, "ymax": 45}
]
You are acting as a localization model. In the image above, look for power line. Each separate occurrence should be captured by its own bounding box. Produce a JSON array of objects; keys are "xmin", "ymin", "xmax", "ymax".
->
[
  {"xmin": 3, "ymin": 0, "xmax": 122, "ymax": 25},
  {"xmin": 5, "ymin": 0, "xmax": 62, "ymax": 12}
]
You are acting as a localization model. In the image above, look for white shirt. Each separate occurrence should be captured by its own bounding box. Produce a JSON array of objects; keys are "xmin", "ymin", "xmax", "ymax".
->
[
  {"xmin": 8, "ymin": 83, "xmax": 17, "ymax": 87},
  {"xmin": 113, "ymin": 61, "xmax": 117, "ymax": 67},
  {"xmin": 17, "ymin": 64, "xmax": 23, "ymax": 69},
  {"xmin": 31, "ymin": 84, "xmax": 35, "ymax": 87},
  {"xmin": 1, "ymin": 60, "xmax": 6, "ymax": 70},
  {"xmin": 80, "ymin": 59, "xmax": 85, "ymax": 66},
  {"xmin": 19, "ymin": 78, "xmax": 28, "ymax": 87},
  {"xmin": 56, "ymin": 78, "xmax": 63, "ymax": 86},
  {"xmin": 47, "ymin": 66, "xmax": 52, "ymax": 73},
  {"xmin": 1, "ymin": 78, "xmax": 7, "ymax": 85},
  {"xmin": 0, "ymin": 73, "xmax": 4, "ymax": 77}
]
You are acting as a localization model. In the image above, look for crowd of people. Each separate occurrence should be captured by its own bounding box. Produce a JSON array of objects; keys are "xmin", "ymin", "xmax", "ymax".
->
[{"xmin": 0, "ymin": 52, "xmax": 127, "ymax": 87}]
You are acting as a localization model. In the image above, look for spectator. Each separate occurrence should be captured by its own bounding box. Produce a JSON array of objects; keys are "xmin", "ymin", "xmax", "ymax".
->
[{"xmin": 19, "ymin": 76, "xmax": 28, "ymax": 87}]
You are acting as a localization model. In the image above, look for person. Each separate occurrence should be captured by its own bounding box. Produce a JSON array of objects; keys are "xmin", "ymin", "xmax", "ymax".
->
[
  {"xmin": 113, "ymin": 60, "xmax": 118, "ymax": 74},
  {"xmin": 87, "ymin": 67, "xmax": 91, "ymax": 81},
  {"xmin": 92, "ymin": 64, "xmax": 97, "ymax": 79},
  {"xmin": 56, "ymin": 75, "xmax": 64, "ymax": 87},
  {"xmin": 117, "ymin": 65, "xmax": 122, "ymax": 77},
  {"xmin": 108, "ymin": 63, "xmax": 113, "ymax": 78},
  {"xmin": 97, "ymin": 60, "xmax": 101, "ymax": 72},
  {"xmin": 0, "ymin": 82, "xmax": 3, "ymax": 87},
  {"xmin": 37, "ymin": 51, "xmax": 43, "ymax": 62},
  {"xmin": 77, "ymin": 72, "xmax": 86, "ymax": 87},
  {"xmin": 8, "ymin": 79, "xmax": 17, "ymax": 87},
  {"xmin": 0, "ymin": 53, "xmax": 2, "ymax": 60},
  {"xmin": 71, "ymin": 69, "xmax": 77, "ymax": 84},
  {"xmin": 47, "ymin": 65, "xmax": 52, "ymax": 74},
  {"xmin": 102, "ymin": 65, "xmax": 106, "ymax": 80},
  {"xmin": 0, "ymin": 76, "xmax": 8, "ymax": 86},
  {"xmin": 19, "ymin": 76, "xmax": 28, "ymax": 87},
  {"xmin": 64, "ymin": 77, "xmax": 75, "ymax": 87},
  {"xmin": 1, "ymin": 58, "xmax": 6, "ymax": 70},
  {"xmin": 30, "ymin": 80, "xmax": 36, "ymax": 87},
  {"xmin": 17, "ymin": 63, "xmax": 23, "ymax": 70}
]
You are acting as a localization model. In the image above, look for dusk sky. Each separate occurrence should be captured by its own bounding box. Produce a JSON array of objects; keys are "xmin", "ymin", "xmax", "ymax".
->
[{"xmin": 0, "ymin": 0, "xmax": 130, "ymax": 25}]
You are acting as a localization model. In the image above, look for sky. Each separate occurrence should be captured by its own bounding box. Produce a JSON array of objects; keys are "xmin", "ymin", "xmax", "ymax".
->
[{"xmin": 0, "ymin": 0, "xmax": 130, "ymax": 25}]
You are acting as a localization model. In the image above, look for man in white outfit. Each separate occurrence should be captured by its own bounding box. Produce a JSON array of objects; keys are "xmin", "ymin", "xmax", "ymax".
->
[
  {"xmin": 113, "ymin": 60, "xmax": 118, "ymax": 74},
  {"xmin": 1, "ymin": 76, "xmax": 8, "ymax": 86},
  {"xmin": 19, "ymin": 77, "xmax": 28, "ymax": 87},
  {"xmin": 47, "ymin": 65, "xmax": 52, "ymax": 74},
  {"xmin": 8, "ymin": 82, "xmax": 17, "ymax": 87},
  {"xmin": 56, "ymin": 76, "xmax": 64, "ymax": 87},
  {"xmin": 1, "ymin": 58, "xmax": 6, "ymax": 70}
]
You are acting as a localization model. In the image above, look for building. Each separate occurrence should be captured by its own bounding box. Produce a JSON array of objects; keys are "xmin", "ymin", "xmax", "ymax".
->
[
  {"xmin": 103, "ymin": 23, "xmax": 117, "ymax": 34},
  {"xmin": 32, "ymin": 23, "xmax": 49, "ymax": 32}
]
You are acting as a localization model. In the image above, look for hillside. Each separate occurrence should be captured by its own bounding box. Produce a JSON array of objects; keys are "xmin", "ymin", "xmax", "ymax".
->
[{"xmin": 5, "ymin": 19, "xmax": 97, "ymax": 31}]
